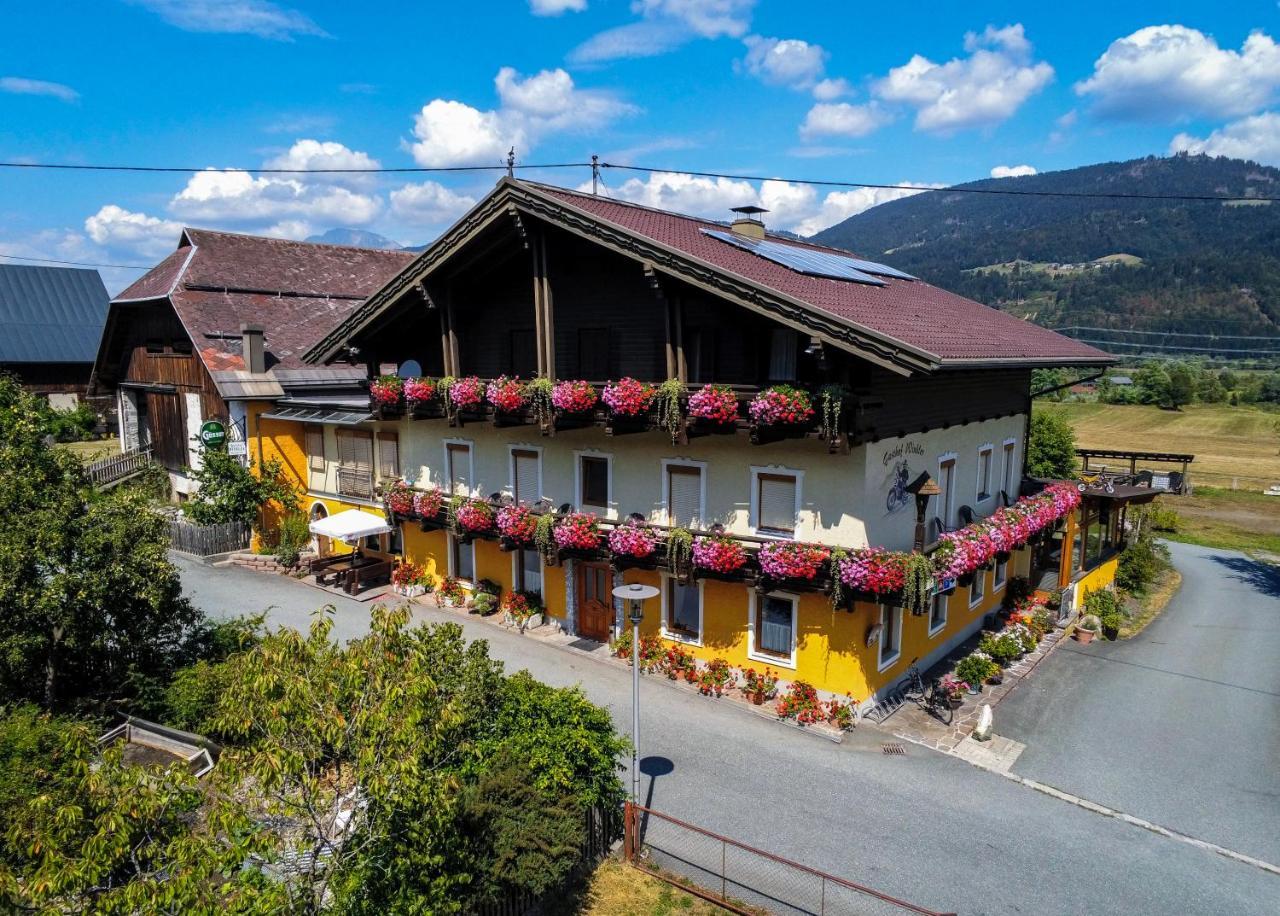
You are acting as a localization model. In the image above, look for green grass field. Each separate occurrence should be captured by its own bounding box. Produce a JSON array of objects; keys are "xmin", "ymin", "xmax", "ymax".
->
[{"xmin": 56, "ymin": 437, "xmax": 120, "ymax": 464}]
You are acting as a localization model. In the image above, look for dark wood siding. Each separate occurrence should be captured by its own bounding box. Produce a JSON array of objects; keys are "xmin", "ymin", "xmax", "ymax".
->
[
  {"xmin": 453, "ymin": 266, "xmax": 535, "ymax": 378},
  {"xmin": 853, "ymin": 367, "xmax": 1030, "ymax": 442}
]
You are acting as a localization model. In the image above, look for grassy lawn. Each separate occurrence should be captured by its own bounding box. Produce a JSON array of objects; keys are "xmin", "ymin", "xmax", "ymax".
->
[
  {"xmin": 1159, "ymin": 486, "xmax": 1280, "ymax": 556},
  {"xmin": 56, "ymin": 437, "xmax": 120, "ymax": 464},
  {"xmin": 1043, "ymin": 402, "xmax": 1280, "ymax": 489},
  {"xmin": 578, "ymin": 860, "xmax": 733, "ymax": 915}
]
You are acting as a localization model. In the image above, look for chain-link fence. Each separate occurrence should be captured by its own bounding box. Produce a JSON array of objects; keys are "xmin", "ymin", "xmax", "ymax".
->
[{"xmin": 625, "ymin": 804, "xmax": 954, "ymax": 916}]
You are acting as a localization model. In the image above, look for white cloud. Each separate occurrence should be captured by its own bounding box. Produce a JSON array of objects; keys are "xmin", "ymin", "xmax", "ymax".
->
[
  {"xmin": 1076, "ymin": 26, "xmax": 1280, "ymax": 120},
  {"xmin": 800, "ymin": 102, "xmax": 892, "ymax": 140},
  {"xmin": 389, "ymin": 181, "xmax": 479, "ymax": 225},
  {"xmin": 84, "ymin": 205, "xmax": 184, "ymax": 258},
  {"xmin": 780, "ymin": 183, "xmax": 941, "ymax": 237},
  {"xmin": 570, "ymin": 0, "xmax": 754, "ymax": 62},
  {"xmin": 1170, "ymin": 112, "xmax": 1280, "ymax": 166},
  {"xmin": 990, "ymin": 164, "xmax": 1037, "ymax": 178},
  {"xmin": 741, "ymin": 36, "xmax": 827, "ymax": 89},
  {"xmin": 407, "ymin": 68, "xmax": 635, "ymax": 167},
  {"xmin": 0, "ymin": 76, "xmax": 78, "ymax": 102},
  {"xmin": 263, "ymin": 138, "xmax": 380, "ymax": 188},
  {"xmin": 812, "ymin": 77, "xmax": 851, "ymax": 101},
  {"xmin": 601, "ymin": 172, "xmax": 757, "ymax": 218},
  {"xmin": 874, "ymin": 23, "xmax": 1053, "ymax": 133},
  {"xmin": 127, "ymin": 0, "xmax": 327, "ymax": 40},
  {"xmin": 530, "ymin": 0, "xmax": 586, "ymax": 14}
]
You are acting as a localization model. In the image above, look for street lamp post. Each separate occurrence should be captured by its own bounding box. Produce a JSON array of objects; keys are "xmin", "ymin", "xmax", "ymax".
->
[{"xmin": 612, "ymin": 582, "xmax": 659, "ymax": 807}]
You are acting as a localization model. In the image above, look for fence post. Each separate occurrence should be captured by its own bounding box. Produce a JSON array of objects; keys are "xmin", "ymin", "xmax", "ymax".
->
[
  {"xmin": 721, "ymin": 838, "xmax": 726, "ymax": 901},
  {"xmin": 623, "ymin": 801, "xmax": 634, "ymax": 863}
]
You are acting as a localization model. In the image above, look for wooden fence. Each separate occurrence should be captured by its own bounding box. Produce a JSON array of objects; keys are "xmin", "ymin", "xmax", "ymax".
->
[
  {"xmin": 168, "ymin": 519, "xmax": 251, "ymax": 556},
  {"xmin": 87, "ymin": 447, "xmax": 154, "ymax": 489}
]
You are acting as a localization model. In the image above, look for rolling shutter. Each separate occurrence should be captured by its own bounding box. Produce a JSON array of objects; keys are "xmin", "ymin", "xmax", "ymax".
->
[
  {"xmin": 378, "ymin": 432, "xmax": 399, "ymax": 480},
  {"xmin": 448, "ymin": 443, "xmax": 472, "ymax": 494},
  {"xmin": 757, "ymin": 473, "xmax": 796, "ymax": 534},
  {"xmin": 667, "ymin": 465, "xmax": 702, "ymax": 527},
  {"xmin": 512, "ymin": 449, "xmax": 540, "ymax": 503},
  {"xmin": 306, "ymin": 426, "xmax": 325, "ymax": 471}
]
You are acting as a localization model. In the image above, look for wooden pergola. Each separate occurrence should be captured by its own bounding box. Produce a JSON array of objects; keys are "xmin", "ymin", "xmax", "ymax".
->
[{"xmin": 1077, "ymin": 448, "xmax": 1194, "ymax": 494}]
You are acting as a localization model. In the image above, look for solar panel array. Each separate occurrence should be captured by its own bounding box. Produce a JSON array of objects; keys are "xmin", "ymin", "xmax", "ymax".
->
[{"xmin": 701, "ymin": 229, "xmax": 916, "ymax": 286}]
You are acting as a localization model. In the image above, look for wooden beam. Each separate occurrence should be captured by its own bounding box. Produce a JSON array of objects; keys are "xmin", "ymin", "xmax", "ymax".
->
[
  {"xmin": 444, "ymin": 287, "xmax": 459, "ymax": 376},
  {"xmin": 532, "ymin": 233, "xmax": 547, "ymax": 377},
  {"xmin": 663, "ymin": 298, "xmax": 676, "ymax": 379},
  {"xmin": 540, "ymin": 233, "xmax": 556, "ymax": 380},
  {"xmin": 673, "ymin": 294, "xmax": 686, "ymax": 382}
]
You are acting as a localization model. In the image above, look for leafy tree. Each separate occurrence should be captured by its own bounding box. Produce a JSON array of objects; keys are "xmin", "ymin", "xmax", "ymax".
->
[
  {"xmin": 1026, "ymin": 410, "xmax": 1077, "ymax": 478},
  {"xmin": 1218, "ymin": 368, "xmax": 1239, "ymax": 392},
  {"xmin": 1258, "ymin": 370, "xmax": 1280, "ymax": 404},
  {"xmin": 1031, "ymin": 367, "xmax": 1069, "ymax": 401},
  {"xmin": 1165, "ymin": 362, "xmax": 1196, "ymax": 409},
  {"xmin": 186, "ymin": 448, "xmax": 298, "ymax": 527},
  {"xmin": 0, "ymin": 706, "xmax": 84, "ymax": 841},
  {"xmin": 0, "ymin": 376, "xmax": 201, "ymax": 710},
  {"xmin": 1197, "ymin": 372, "xmax": 1227, "ymax": 404},
  {"xmin": 1133, "ymin": 363, "xmax": 1172, "ymax": 407}
]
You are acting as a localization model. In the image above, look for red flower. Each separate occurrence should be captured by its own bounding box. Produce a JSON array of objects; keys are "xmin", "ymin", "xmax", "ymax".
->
[{"xmin": 602, "ymin": 377, "xmax": 656, "ymax": 417}]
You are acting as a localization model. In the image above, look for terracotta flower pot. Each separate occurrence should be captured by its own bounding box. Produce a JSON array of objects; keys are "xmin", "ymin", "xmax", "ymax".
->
[
  {"xmin": 948, "ymin": 695, "xmax": 964, "ymax": 709},
  {"xmin": 1076, "ymin": 628, "xmax": 1096, "ymax": 644},
  {"xmin": 750, "ymin": 693, "xmax": 765, "ymax": 706}
]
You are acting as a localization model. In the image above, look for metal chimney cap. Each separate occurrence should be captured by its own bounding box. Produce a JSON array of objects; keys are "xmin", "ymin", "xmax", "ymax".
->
[{"xmin": 730, "ymin": 205, "xmax": 769, "ymax": 216}]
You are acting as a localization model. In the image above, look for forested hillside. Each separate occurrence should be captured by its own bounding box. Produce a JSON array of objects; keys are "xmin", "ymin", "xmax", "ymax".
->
[{"xmin": 813, "ymin": 155, "xmax": 1280, "ymax": 357}]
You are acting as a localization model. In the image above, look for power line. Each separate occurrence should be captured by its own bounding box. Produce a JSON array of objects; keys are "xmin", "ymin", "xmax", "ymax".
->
[
  {"xmin": 0, "ymin": 253, "xmax": 150, "ymax": 269},
  {"xmin": 0, "ymin": 161, "xmax": 588, "ymax": 175},
  {"xmin": 1053, "ymin": 325, "xmax": 1280, "ymax": 341}
]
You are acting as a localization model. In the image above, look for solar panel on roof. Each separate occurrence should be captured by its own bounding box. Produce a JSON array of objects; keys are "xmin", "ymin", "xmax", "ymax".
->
[{"xmin": 700, "ymin": 229, "xmax": 915, "ymax": 285}]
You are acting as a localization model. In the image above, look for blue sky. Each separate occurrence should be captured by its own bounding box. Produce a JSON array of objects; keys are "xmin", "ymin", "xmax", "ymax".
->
[{"xmin": 2, "ymin": 0, "xmax": 1279, "ymax": 292}]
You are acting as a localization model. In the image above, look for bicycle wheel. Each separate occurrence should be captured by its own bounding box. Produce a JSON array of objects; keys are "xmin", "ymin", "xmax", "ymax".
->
[{"xmin": 930, "ymin": 691, "xmax": 953, "ymax": 725}]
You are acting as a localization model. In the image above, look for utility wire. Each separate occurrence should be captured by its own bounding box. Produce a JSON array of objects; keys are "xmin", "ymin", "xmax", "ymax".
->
[
  {"xmin": 0, "ymin": 253, "xmax": 150, "ymax": 269},
  {"xmin": 0, "ymin": 161, "xmax": 588, "ymax": 175}
]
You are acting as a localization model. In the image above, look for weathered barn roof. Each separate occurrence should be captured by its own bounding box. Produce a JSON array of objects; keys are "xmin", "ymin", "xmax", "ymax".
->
[
  {"xmin": 0, "ymin": 264, "xmax": 110, "ymax": 364},
  {"xmin": 305, "ymin": 178, "xmax": 1111, "ymax": 373}
]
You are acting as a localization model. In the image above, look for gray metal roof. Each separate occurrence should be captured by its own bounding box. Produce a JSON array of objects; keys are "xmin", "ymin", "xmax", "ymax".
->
[{"xmin": 0, "ymin": 264, "xmax": 109, "ymax": 364}]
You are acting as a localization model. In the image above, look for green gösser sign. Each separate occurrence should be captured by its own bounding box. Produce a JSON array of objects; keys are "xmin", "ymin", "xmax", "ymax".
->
[{"xmin": 198, "ymin": 420, "xmax": 228, "ymax": 450}]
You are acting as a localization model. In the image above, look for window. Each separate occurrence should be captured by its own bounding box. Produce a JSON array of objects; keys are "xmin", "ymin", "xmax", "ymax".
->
[
  {"xmin": 970, "ymin": 570, "xmax": 985, "ymax": 607},
  {"xmin": 335, "ymin": 429, "xmax": 374, "ymax": 500},
  {"xmin": 994, "ymin": 557, "xmax": 1008, "ymax": 590},
  {"xmin": 879, "ymin": 605, "xmax": 902, "ymax": 669},
  {"xmin": 388, "ymin": 525, "xmax": 403, "ymax": 556},
  {"xmin": 510, "ymin": 447, "xmax": 542, "ymax": 504},
  {"xmin": 662, "ymin": 576, "xmax": 702, "ymax": 644},
  {"xmin": 450, "ymin": 533, "xmax": 475, "ymax": 582},
  {"xmin": 170, "ymin": 337, "xmax": 193, "ymax": 355},
  {"xmin": 445, "ymin": 441, "xmax": 473, "ymax": 495},
  {"xmin": 929, "ymin": 591, "xmax": 947, "ymax": 636},
  {"xmin": 1002, "ymin": 439, "xmax": 1017, "ymax": 499},
  {"xmin": 768, "ymin": 328, "xmax": 798, "ymax": 381},
  {"xmin": 513, "ymin": 548, "xmax": 542, "ymax": 596},
  {"xmin": 977, "ymin": 446, "xmax": 993, "ymax": 502},
  {"xmin": 304, "ymin": 425, "xmax": 325, "ymax": 491},
  {"xmin": 937, "ymin": 456, "xmax": 956, "ymax": 530},
  {"xmin": 377, "ymin": 432, "xmax": 399, "ymax": 481},
  {"xmin": 577, "ymin": 453, "xmax": 611, "ymax": 512},
  {"xmin": 510, "ymin": 329, "xmax": 538, "ymax": 378},
  {"xmin": 578, "ymin": 328, "xmax": 610, "ymax": 379},
  {"xmin": 145, "ymin": 338, "xmax": 165, "ymax": 354},
  {"xmin": 664, "ymin": 461, "xmax": 705, "ymax": 528},
  {"xmin": 750, "ymin": 593, "xmax": 797, "ymax": 666},
  {"xmin": 752, "ymin": 468, "xmax": 800, "ymax": 538}
]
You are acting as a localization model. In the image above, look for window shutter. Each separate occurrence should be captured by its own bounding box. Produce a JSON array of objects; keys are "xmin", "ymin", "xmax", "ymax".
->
[
  {"xmin": 306, "ymin": 426, "xmax": 325, "ymax": 472},
  {"xmin": 337, "ymin": 430, "xmax": 356, "ymax": 467},
  {"xmin": 378, "ymin": 433, "xmax": 399, "ymax": 480},
  {"xmin": 513, "ymin": 449, "xmax": 540, "ymax": 503},
  {"xmin": 768, "ymin": 328, "xmax": 797, "ymax": 381},
  {"xmin": 352, "ymin": 432, "xmax": 373, "ymax": 472},
  {"xmin": 757, "ymin": 473, "xmax": 796, "ymax": 533},
  {"xmin": 448, "ymin": 444, "xmax": 471, "ymax": 494},
  {"xmin": 667, "ymin": 466, "xmax": 702, "ymax": 527}
]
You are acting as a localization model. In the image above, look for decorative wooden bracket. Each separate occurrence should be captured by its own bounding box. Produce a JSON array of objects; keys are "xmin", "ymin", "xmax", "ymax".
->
[{"xmin": 507, "ymin": 205, "xmax": 529, "ymax": 249}]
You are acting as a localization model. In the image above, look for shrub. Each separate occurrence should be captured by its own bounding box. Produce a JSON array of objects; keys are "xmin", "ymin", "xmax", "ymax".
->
[
  {"xmin": 0, "ymin": 705, "xmax": 86, "ymax": 821},
  {"xmin": 1144, "ymin": 504, "xmax": 1181, "ymax": 533},
  {"xmin": 1084, "ymin": 588, "xmax": 1121, "ymax": 617},
  {"xmin": 955, "ymin": 652, "xmax": 998, "ymax": 686},
  {"xmin": 1100, "ymin": 611, "xmax": 1124, "ymax": 640},
  {"xmin": 272, "ymin": 511, "xmax": 310, "ymax": 567},
  {"xmin": 1117, "ymin": 536, "xmax": 1170, "ymax": 594},
  {"xmin": 471, "ymin": 592, "xmax": 499, "ymax": 616}
]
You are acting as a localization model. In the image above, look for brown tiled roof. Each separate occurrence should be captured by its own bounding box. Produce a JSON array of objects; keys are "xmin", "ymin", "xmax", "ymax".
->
[
  {"xmin": 112, "ymin": 229, "xmax": 415, "ymax": 373},
  {"xmin": 535, "ymin": 184, "xmax": 1110, "ymax": 366}
]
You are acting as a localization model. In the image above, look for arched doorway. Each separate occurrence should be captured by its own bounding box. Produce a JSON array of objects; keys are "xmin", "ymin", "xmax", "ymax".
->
[{"xmin": 310, "ymin": 503, "xmax": 330, "ymax": 557}]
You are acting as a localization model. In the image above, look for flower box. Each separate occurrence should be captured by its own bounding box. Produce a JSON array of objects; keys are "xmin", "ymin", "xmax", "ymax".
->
[
  {"xmin": 505, "ymin": 610, "xmax": 544, "ymax": 631},
  {"xmin": 604, "ymin": 413, "xmax": 651, "ymax": 436},
  {"xmin": 394, "ymin": 583, "xmax": 427, "ymax": 599},
  {"xmin": 557, "ymin": 546, "xmax": 604, "ymax": 563},
  {"xmin": 694, "ymin": 566, "xmax": 757, "ymax": 585},
  {"xmin": 611, "ymin": 553, "xmax": 659, "ymax": 572},
  {"xmin": 419, "ymin": 512, "xmax": 448, "ymax": 532},
  {"xmin": 748, "ymin": 421, "xmax": 810, "ymax": 445}
]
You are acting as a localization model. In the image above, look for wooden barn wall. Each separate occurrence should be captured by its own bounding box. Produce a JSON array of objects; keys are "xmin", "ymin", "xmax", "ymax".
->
[
  {"xmin": 365, "ymin": 301, "xmax": 448, "ymax": 377},
  {"xmin": 453, "ymin": 262, "xmax": 535, "ymax": 378},
  {"xmin": 854, "ymin": 366, "xmax": 1030, "ymax": 442}
]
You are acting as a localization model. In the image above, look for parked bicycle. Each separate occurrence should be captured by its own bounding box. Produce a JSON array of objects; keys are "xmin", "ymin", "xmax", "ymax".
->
[{"xmin": 902, "ymin": 660, "xmax": 953, "ymax": 725}]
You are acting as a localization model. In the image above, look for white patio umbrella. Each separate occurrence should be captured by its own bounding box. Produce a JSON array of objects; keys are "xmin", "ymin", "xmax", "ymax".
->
[{"xmin": 308, "ymin": 509, "xmax": 392, "ymax": 545}]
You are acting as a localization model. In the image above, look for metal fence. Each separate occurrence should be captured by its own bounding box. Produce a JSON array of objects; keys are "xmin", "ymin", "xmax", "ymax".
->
[
  {"xmin": 625, "ymin": 804, "xmax": 954, "ymax": 916},
  {"xmin": 87, "ymin": 447, "xmax": 153, "ymax": 489},
  {"xmin": 168, "ymin": 519, "xmax": 251, "ymax": 556}
]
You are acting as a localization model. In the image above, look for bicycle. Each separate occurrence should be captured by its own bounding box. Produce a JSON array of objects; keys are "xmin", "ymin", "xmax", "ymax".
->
[{"xmin": 902, "ymin": 660, "xmax": 953, "ymax": 725}]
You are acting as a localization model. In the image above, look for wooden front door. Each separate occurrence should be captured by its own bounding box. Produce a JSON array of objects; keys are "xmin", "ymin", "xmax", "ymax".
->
[{"xmin": 577, "ymin": 563, "xmax": 613, "ymax": 642}]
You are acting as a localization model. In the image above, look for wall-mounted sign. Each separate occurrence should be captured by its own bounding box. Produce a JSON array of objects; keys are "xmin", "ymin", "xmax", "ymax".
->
[
  {"xmin": 227, "ymin": 440, "xmax": 247, "ymax": 457},
  {"xmin": 198, "ymin": 420, "xmax": 227, "ymax": 450}
]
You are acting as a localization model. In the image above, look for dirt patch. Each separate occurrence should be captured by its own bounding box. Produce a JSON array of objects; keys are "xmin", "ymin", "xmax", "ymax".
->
[{"xmin": 1119, "ymin": 567, "xmax": 1182, "ymax": 639}]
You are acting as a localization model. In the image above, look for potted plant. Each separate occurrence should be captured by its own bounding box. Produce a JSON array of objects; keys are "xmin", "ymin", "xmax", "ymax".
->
[
  {"xmin": 384, "ymin": 481, "xmax": 416, "ymax": 518},
  {"xmin": 939, "ymin": 673, "xmax": 969, "ymax": 708},
  {"xmin": 1076, "ymin": 614, "xmax": 1101, "ymax": 644},
  {"xmin": 608, "ymin": 518, "xmax": 658, "ymax": 562},
  {"xmin": 776, "ymin": 680, "xmax": 824, "ymax": 725},
  {"xmin": 757, "ymin": 541, "xmax": 830, "ymax": 583},
  {"xmin": 486, "ymin": 375, "xmax": 527, "ymax": 416},
  {"xmin": 497, "ymin": 503, "xmax": 538, "ymax": 548},
  {"xmin": 369, "ymin": 375, "xmax": 403, "ymax": 413},
  {"xmin": 437, "ymin": 576, "xmax": 466, "ymax": 608},
  {"xmin": 692, "ymin": 533, "xmax": 749, "ymax": 576},
  {"xmin": 825, "ymin": 696, "xmax": 856, "ymax": 730},
  {"xmin": 391, "ymin": 561, "xmax": 429, "ymax": 598},
  {"xmin": 955, "ymin": 652, "xmax": 996, "ymax": 693},
  {"xmin": 453, "ymin": 497, "xmax": 496, "ymax": 536},
  {"xmin": 553, "ymin": 512, "xmax": 603, "ymax": 555},
  {"xmin": 404, "ymin": 376, "xmax": 436, "ymax": 407},
  {"xmin": 446, "ymin": 376, "xmax": 485, "ymax": 416},
  {"xmin": 602, "ymin": 377, "xmax": 656, "ymax": 433},
  {"xmin": 501, "ymin": 589, "xmax": 544, "ymax": 631},
  {"xmin": 741, "ymin": 666, "xmax": 778, "ymax": 705},
  {"xmin": 414, "ymin": 487, "xmax": 444, "ymax": 523},
  {"xmin": 551, "ymin": 379, "xmax": 598, "ymax": 419},
  {"xmin": 687, "ymin": 383, "xmax": 739, "ymax": 431},
  {"xmin": 748, "ymin": 385, "xmax": 814, "ymax": 443},
  {"xmin": 695, "ymin": 658, "xmax": 735, "ymax": 697}
]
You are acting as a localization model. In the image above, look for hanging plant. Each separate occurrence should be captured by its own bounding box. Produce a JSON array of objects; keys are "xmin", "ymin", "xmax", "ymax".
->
[
  {"xmin": 901, "ymin": 553, "xmax": 935, "ymax": 615},
  {"xmin": 551, "ymin": 379, "xmax": 598, "ymax": 415},
  {"xmin": 748, "ymin": 385, "xmax": 814, "ymax": 427},
  {"xmin": 369, "ymin": 375, "xmax": 403, "ymax": 407},
  {"xmin": 453, "ymin": 498, "xmax": 495, "ymax": 534},
  {"xmin": 687, "ymin": 384, "xmax": 739, "ymax": 425},
  {"xmin": 818, "ymin": 384, "xmax": 846, "ymax": 442},
  {"xmin": 404, "ymin": 376, "xmax": 436, "ymax": 405},
  {"xmin": 602, "ymin": 377, "xmax": 656, "ymax": 417},
  {"xmin": 497, "ymin": 504, "xmax": 537, "ymax": 544},
  {"xmin": 437, "ymin": 375, "xmax": 457, "ymax": 412},
  {"xmin": 654, "ymin": 378, "xmax": 686, "ymax": 438},
  {"xmin": 608, "ymin": 519, "xmax": 657, "ymax": 559},
  {"xmin": 534, "ymin": 512, "xmax": 558, "ymax": 556},
  {"xmin": 666, "ymin": 526, "xmax": 693, "ymax": 573},
  {"xmin": 828, "ymin": 547, "xmax": 848, "ymax": 608},
  {"xmin": 385, "ymin": 481, "xmax": 415, "ymax": 517},
  {"xmin": 524, "ymin": 377, "xmax": 555, "ymax": 426},
  {"xmin": 758, "ymin": 541, "xmax": 830, "ymax": 580},
  {"xmin": 486, "ymin": 375, "xmax": 526, "ymax": 413},
  {"xmin": 414, "ymin": 487, "xmax": 444, "ymax": 519},
  {"xmin": 553, "ymin": 512, "xmax": 603, "ymax": 550},
  {"xmin": 448, "ymin": 376, "xmax": 485, "ymax": 412},
  {"xmin": 691, "ymin": 534, "xmax": 748, "ymax": 574}
]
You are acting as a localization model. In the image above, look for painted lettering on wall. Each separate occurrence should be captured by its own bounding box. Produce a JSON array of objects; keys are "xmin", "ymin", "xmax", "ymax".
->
[
  {"xmin": 875, "ymin": 439, "xmax": 926, "ymax": 516},
  {"xmin": 881, "ymin": 440, "xmax": 925, "ymax": 467}
]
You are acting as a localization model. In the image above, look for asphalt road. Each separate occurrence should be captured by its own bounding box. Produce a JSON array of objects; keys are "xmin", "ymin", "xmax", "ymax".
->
[
  {"xmin": 175, "ymin": 553, "xmax": 1279, "ymax": 915},
  {"xmin": 999, "ymin": 541, "xmax": 1280, "ymax": 866}
]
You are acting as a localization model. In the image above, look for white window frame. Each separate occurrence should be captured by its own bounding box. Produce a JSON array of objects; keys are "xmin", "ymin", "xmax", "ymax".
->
[
  {"xmin": 928, "ymin": 591, "xmax": 948, "ymax": 637},
  {"xmin": 1002, "ymin": 437, "xmax": 1018, "ymax": 497},
  {"xmin": 976, "ymin": 444, "xmax": 994, "ymax": 504},
  {"xmin": 574, "ymin": 450, "xmax": 615, "ymax": 518},
  {"xmin": 878, "ymin": 604, "xmax": 903, "ymax": 671},
  {"xmin": 442, "ymin": 437, "xmax": 475, "ymax": 496},
  {"xmin": 660, "ymin": 573, "xmax": 704, "ymax": 646},
  {"xmin": 747, "ymin": 590, "xmax": 798, "ymax": 669},
  {"xmin": 937, "ymin": 452, "xmax": 958, "ymax": 528},
  {"xmin": 447, "ymin": 532, "xmax": 476, "ymax": 585},
  {"xmin": 994, "ymin": 557, "xmax": 1008, "ymax": 591},
  {"xmin": 660, "ymin": 458, "xmax": 707, "ymax": 528},
  {"xmin": 508, "ymin": 443, "xmax": 544, "ymax": 505},
  {"xmin": 970, "ymin": 570, "xmax": 986, "ymax": 608},
  {"xmin": 749, "ymin": 465, "xmax": 804, "ymax": 540},
  {"xmin": 510, "ymin": 548, "xmax": 545, "ymax": 600}
]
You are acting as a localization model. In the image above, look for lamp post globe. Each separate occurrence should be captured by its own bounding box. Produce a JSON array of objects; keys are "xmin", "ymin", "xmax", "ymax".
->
[{"xmin": 612, "ymin": 583, "xmax": 659, "ymax": 806}]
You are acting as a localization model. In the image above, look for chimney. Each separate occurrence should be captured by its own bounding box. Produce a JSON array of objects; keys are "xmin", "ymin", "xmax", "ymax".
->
[
  {"xmin": 240, "ymin": 323, "xmax": 266, "ymax": 374},
  {"xmin": 729, "ymin": 205, "xmax": 768, "ymax": 239}
]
